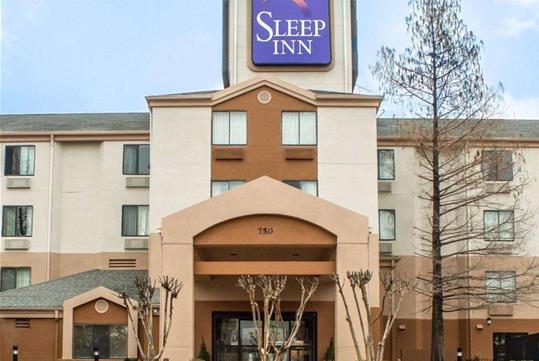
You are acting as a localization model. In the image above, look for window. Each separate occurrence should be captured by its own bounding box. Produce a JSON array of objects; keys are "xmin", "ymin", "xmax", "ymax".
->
[
  {"xmin": 214, "ymin": 312, "xmax": 316, "ymax": 361},
  {"xmin": 4, "ymin": 145, "xmax": 35, "ymax": 176},
  {"xmin": 0, "ymin": 267, "xmax": 31, "ymax": 292},
  {"xmin": 482, "ymin": 150, "xmax": 513, "ymax": 181},
  {"xmin": 282, "ymin": 112, "xmax": 317, "ymax": 145},
  {"xmin": 283, "ymin": 180, "xmax": 318, "ymax": 196},
  {"xmin": 73, "ymin": 324, "xmax": 127, "ymax": 359},
  {"xmin": 493, "ymin": 333, "xmax": 528, "ymax": 361},
  {"xmin": 2, "ymin": 206, "xmax": 33, "ymax": 237},
  {"xmin": 122, "ymin": 205, "xmax": 149, "ymax": 236},
  {"xmin": 211, "ymin": 180, "xmax": 246, "ymax": 197},
  {"xmin": 212, "ymin": 112, "xmax": 247, "ymax": 145},
  {"xmin": 123, "ymin": 144, "xmax": 150, "ymax": 175},
  {"xmin": 484, "ymin": 210, "xmax": 514, "ymax": 241},
  {"xmin": 378, "ymin": 149, "xmax": 395, "ymax": 180},
  {"xmin": 379, "ymin": 210, "xmax": 396, "ymax": 241},
  {"xmin": 486, "ymin": 271, "xmax": 516, "ymax": 303}
]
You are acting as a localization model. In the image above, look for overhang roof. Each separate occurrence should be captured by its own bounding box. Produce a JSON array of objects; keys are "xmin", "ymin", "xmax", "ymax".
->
[{"xmin": 0, "ymin": 269, "xmax": 150, "ymax": 310}]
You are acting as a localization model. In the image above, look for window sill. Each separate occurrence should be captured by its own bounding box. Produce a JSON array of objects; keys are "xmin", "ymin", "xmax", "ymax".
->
[
  {"xmin": 5, "ymin": 177, "xmax": 32, "ymax": 189},
  {"xmin": 3, "ymin": 238, "xmax": 30, "ymax": 250}
]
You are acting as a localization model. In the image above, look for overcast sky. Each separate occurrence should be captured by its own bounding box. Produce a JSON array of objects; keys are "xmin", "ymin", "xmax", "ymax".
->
[{"xmin": 1, "ymin": 0, "xmax": 539, "ymax": 118}]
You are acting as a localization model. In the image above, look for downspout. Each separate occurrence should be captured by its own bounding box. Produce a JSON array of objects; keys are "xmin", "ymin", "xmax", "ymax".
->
[
  {"xmin": 54, "ymin": 309, "xmax": 59, "ymax": 360},
  {"xmin": 233, "ymin": 0, "xmax": 238, "ymax": 85},
  {"xmin": 46, "ymin": 134, "xmax": 55, "ymax": 281},
  {"xmin": 342, "ymin": 1, "xmax": 349, "ymax": 92}
]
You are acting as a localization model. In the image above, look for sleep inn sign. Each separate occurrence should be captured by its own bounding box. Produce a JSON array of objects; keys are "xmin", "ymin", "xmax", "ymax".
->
[{"xmin": 252, "ymin": 0, "xmax": 331, "ymax": 65}]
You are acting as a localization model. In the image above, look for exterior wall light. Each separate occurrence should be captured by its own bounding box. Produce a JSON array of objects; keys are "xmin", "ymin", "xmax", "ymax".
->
[{"xmin": 487, "ymin": 317, "xmax": 492, "ymax": 325}]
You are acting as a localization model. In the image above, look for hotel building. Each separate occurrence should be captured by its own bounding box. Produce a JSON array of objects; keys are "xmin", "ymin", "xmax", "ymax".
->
[{"xmin": 1, "ymin": 1, "xmax": 538, "ymax": 361}]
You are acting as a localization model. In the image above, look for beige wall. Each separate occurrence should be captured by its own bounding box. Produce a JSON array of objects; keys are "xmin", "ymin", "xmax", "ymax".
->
[
  {"xmin": 227, "ymin": 0, "xmax": 355, "ymax": 92},
  {"xmin": 1, "ymin": 139, "xmax": 150, "ymax": 283},
  {"xmin": 318, "ymin": 106, "xmax": 379, "ymax": 230},
  {"xmin": 149, "ymin": 106, "xmax": 211, "ymax": 231}
]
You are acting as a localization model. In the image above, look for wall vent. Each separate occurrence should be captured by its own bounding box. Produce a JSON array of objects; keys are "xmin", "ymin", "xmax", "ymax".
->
[
  {"xmin": 15, "ymin": 319, "xmax": 30, "ymax": 328},
  {"xmin": 108, "ymin": 259, "xmax": 137, "ymax": 268}
]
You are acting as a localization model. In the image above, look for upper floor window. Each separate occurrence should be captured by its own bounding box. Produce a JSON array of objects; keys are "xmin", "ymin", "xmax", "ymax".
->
[
  {"xmin": 378, "ymin": 149, "xmax": 395, "ymax": 180},
  {"xmin": 379, "ymin": 209, "xmax": 396, "ymax": 241},
  {"xmin": 212, "ymin": 112, "xmax": 247, "ymax": 145},
  {"xmin": 283, "ymin": 180, "xmax": 318, "ymax": 196},
  {"xmin": 211, "ymin": 180, "xmax": 246, "ymax": 197},
  {"xmin": 484, "ymin": 210, "xmax": 514, "ymax": 241},
  {"xmin": 2, "ymin": 206, "xmax": 33, "ymax": 237},
  {"xmin": 0, "ymin": 267, "xmax": 31, "ymax": 292},
  {"xmin": 282, "ymin": 112, "xmax": 317, "ymax": 145},
  {"xmin": 122, "ymin": 205, "xmax": 149, "ymax": 237},
  {"xmin": 4, "ymin": 145, "xmax": 35, "ymax": 176},
  {"xmin": 482, "ymin": 150, "xmax": 513, "ymax": 181},
  {"xmin": 486, "ymin": 271, "xmax": 516, "ymax": 303},
  {"xmin": 74, "ymin": 324, "xmax": 127, "ymax": 359},
  {"xmin": 123, "ymin": 144, "xmax": 150, "ymax": 175}
]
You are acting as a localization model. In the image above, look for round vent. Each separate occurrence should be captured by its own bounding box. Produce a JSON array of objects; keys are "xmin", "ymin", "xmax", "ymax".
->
[
  {"xmin": 257, "ymin": 90, "xmax": 272, "ymax": 104},
  {"xmin": 95, "ymin": 300, "xmax": 109, "ymax": 314}
]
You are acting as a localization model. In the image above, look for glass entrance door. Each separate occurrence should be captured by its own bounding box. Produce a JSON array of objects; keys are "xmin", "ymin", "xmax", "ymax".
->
[{"xmin": 213, "ymin": 312, "xmax": 316, "ymax": 361}]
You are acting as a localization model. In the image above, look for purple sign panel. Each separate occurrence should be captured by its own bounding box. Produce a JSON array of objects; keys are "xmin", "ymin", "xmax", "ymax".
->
[{"xmin": 252, "ymin": 0, "xmax": 332, "ymax": 66}]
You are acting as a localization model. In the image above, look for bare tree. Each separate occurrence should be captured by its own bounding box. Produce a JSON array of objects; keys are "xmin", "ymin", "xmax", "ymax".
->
[
  {"xmin": 115, "ymin": 276, "xmax": 183, "ymax": 361},
  {"xmin": 237, "ymin": 275, "xmax": 319, "ymax": 361},
  {"xmin": 331, "ymin": 271, "xmax": 412, "ymax": 361},
  {"xmin": 373, "ymin": 1, "xmax": 539, "ymax": 360}
]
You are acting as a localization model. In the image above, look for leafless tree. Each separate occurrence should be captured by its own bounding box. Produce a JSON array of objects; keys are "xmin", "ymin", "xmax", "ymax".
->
[
  {"xmin": 237, "ymin": 275, "xmax": 319, "ymax": 361},
  {"xmin": 115, "ymin": 276, "xmax": 183, "ymax": 361},
  {"xmin": 331, "ymin": 271, "xmax": 412, "ymax": 361},
  {"xmin": 373, "ymin": 1, "xmax": 539, "ymax": 360}
]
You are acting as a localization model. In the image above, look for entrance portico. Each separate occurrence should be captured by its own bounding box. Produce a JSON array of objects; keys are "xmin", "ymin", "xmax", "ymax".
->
[{"xmin": 150, "ymin": 176, "xmax": 379, "ymax": 361}]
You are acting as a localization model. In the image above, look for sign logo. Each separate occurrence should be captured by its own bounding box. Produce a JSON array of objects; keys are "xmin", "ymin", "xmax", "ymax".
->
[{"xmin": 252, "ymin": 0, "xmax": 331, "ymax": 66}]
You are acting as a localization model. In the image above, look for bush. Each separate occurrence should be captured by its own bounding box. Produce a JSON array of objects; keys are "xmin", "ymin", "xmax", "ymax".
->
[
  {"xmin": 324, "ymin": 337, "xmax": 335, "ymax": 361},
  {"xmin": 197, "ymin": 338, "xmax": 210, "ymax": 361}
]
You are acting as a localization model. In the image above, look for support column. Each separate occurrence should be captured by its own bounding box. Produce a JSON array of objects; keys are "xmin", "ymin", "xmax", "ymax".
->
[
  {"xmin": 335, "ymin": 240, "xmax": 376, "ymax": 361},
  {"xmin": 160, "ymin": 243, "xmax": 194, "ymax": 361}
]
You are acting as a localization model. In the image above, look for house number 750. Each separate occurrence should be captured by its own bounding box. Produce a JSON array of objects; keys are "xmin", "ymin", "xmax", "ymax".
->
[{"xmin": 258, "ymin": 227, "xmax": 274, "ymax": 235}]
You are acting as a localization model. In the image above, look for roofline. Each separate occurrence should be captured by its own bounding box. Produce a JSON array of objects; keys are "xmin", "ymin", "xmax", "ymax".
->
[{"xmin": 146, "ymin": 75, "xmax": 383, "ymax": 110}]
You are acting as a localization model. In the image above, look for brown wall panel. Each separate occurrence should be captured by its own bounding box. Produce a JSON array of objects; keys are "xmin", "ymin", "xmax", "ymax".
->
[
  {"xmin": 73, "ymin": 297, "xmax": 127, "ymax": 325},
  {"xmin": 212, "ymin": 86, "xmax": 317, "ymax": 182},
  {"xmin": 0, "ymin": 318, "xmax": 59, "ymax": 361},
  {"xmin": 194, "ymin": 301, "xmax": 334, "ymax": 361}
]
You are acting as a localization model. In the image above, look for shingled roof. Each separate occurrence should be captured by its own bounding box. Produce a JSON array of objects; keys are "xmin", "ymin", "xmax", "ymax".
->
[
  {"xmin": 1, "ymin": 112, "xmax": 538, "ymax": 138},
  {"xmin": 0, "ymin": 269, "xmax": 150, "ymax": 310},
  {"xmin": 0, "ymin": 112, "xmax": 149, "ymax": 133}
]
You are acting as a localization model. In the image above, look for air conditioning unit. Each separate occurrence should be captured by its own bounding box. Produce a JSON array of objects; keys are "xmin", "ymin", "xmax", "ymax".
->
[
  {"xmin": 6, "ymin": 178, "xmax": 32, "ymax": 189},
  {"xmin": 3, "ymin": 239, "xmax": 30, "ymax": 250},
  {"xmin": 379, "ymin": 242, "xmax": 393, "ymax": 254},
  {"xmin": 125, "ymin": 176, "xmax": 150, "ymax": 188},
  {"xmin": 124, "ymin": 238, "xmax": 149, "ymax": 250},
  {"xmin": 378, "ymin": 181, "xmax": 392, "ymax": 193}
]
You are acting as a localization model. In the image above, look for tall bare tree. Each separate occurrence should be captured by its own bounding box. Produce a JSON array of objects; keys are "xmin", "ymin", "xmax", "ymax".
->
[
  {"xmin": 373, "ymin": 1, "xmax": 539, "ymax": 360},
  {"xmin": 237, "ymin": 275, "xmax": 319, "ymax": 361},
  {"xmin": 115, "ymin": 276, "xmax": 183, "ymax": 361},
  {"xmin": 332, "ymin": 271, "xmax": 412, "ymax": 361}
]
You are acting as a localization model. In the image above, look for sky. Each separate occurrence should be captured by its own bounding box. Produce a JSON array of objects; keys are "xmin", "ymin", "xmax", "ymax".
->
[{"xmin": 1, "ymin": 0, "xmax": 539, "ymax": 118}]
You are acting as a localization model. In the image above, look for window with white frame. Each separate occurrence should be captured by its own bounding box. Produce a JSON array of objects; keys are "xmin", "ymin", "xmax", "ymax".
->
[
  {"xmin": 486, "ymin": 271, "xmax": 516, "ymax": 303},
  {"xmin": 2, "ymin": 206, "xmax": 33, "ymax": 237},
  {"xmin": 123, "ymin": 144, "xmax": 150, "ymax": 175},
  {"xmin": 4, "ymin": 145, "xmax": 35, "ymax": 176},
  {"xmin": 379, "ymin": 210, "xmax": 396, "ymax": 241},
  {"xmin": 281, "ymin": 112, "xmax": 317, "ymax": 145},
  {"xmin": 212, "ymin": 112, "xmax": 247, "ymax": 145},
  {"xmin": 482, "ymin": 150, "xmax": 513, "ymax": 181},
  {"xmin": 484, "ymin": 210, "xmax": 514, "ymax": 241},
  {"xmin": 378, "ymin": 149, "xmax": 395, "ymax": 180},
  {"xmin": 282, "ymin": 180, "xmax": 318, "ymax": 196},
  {"xmin": 0, "ymin": 267, "xmax": 31, "ymax": 292},
  {"xmin": 211, "ymin": 180, "xmax": 246, "ymax": 197},
  {"xmin": 122, "ymin": 205, "xmax": 149, "ymax": 236}
]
